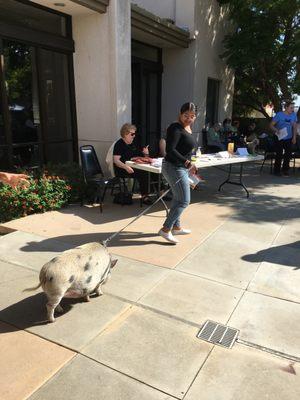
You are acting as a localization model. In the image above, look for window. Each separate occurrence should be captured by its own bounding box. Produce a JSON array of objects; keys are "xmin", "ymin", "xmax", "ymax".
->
[
  {"xmin": 0, "ymin": 1, "xmax": 76, "ymax": 170},
  {"xmin": 0, "ymin": 0, "xmax": 67, "ymax": 37},
  {"xmin": 206, "ymin": 78, "xmax": 220, "ymax": 126}
]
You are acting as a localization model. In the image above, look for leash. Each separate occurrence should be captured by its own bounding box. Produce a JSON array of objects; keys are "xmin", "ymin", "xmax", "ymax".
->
[{"xmin": 102, "ymin": 173, "xmax": 187, "ymax": 247}]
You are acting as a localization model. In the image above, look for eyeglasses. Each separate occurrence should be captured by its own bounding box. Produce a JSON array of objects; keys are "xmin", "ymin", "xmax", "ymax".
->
[{"xmin": 128, "ymin": 131, "xmax": 136, "ymax": 136}]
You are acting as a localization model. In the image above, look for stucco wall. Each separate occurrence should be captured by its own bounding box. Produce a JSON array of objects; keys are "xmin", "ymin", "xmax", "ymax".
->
[
  {"xmin": 73, "ymin": 0, "xmax": 131, "ymax": 172},
  {"xmin": 72, "ymin": 0, "xmax": 233, "ymax": 163},
  {"xmin": 161, "ymin": 0, "xmax": 234, "ymax": 144},
  {"xmin": 131, "ymin": 0, "xmax": 195, "ymax": 32},
  {"xmin": 131, "ymin": 0, "xmax": 176, "ymax": 21},
  {"xmin": 193, "ymin": 0, "xmax": 234, "ymax": 126}
]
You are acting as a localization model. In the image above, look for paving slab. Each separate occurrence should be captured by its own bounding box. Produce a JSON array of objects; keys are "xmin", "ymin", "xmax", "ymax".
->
[
  {"xmin": 139, "ymin": 270, "xmax": 243, "ymax": 325},
  {"xmin": 229, "ymin": 292, "xmax": 300, "ymax": 359},
  {"xmin": 0, "ymin": 259, "xmax": 35, "ymax": 285},
  {"xmin": 249, "ymin": 261, "xmax": 300, "ymax": 303},
  {"xmin": 104, "ymin": 255, "xmax": 169, "ymax": 302},
  {"xmin": 0, "ymin": 321, "xmax": 74, "ymax": 400},
  {"xmin": 0, "ymin": 274, "xmax": 131, "ymax": 351},
  {"xmin": 1, "ymin": 198, "xmax": 232, "ymax": 268},
  {"xmin": 82, "ymin": 306, "xmax": 212, "ymax": 399},
  {"xmin": 272, "ymin": 217, "xmax": 300, "ymax": 247},
  {"xmin": 185, "ymin": 343, "xmax": 300, "ymax": 400},
  {"xmin": 217, "ymin": 219, "xmax": 281, "ymax": 244},
  {"xmin": 176, "ymin": 229, "xmax": 266, "ymax": 288},
  {"xmin": 28, "ymin": 354, "xmax": 173, "ymax": 400},
  {"xmin": 0, "ymin": 231, "xmax": 72, "ymax": 271},
  {"xmin": 242, "ymin": 242, "xmax": 300, "ymax": 270}
]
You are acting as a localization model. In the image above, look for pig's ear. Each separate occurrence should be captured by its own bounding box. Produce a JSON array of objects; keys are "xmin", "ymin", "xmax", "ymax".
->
[{"xmin": 110, "ymin": 259, "xmax": 118, "ymax": 268}]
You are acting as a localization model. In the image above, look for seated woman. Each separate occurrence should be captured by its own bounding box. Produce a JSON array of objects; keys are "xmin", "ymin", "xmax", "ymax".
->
[
  {"xmin": 113, "ymin": 123, "xmax": 152, "ymax": 205},
  {"xmin": 158, "ymin": 133, "xmax": 167, "ymax": 157},
  {"xmin": 207, "ymin": 123, "xmax": 225, "ymax": 152},
  {"xmin": 244, "ymin": 122, "xmax": 259, "ymax": 154}
]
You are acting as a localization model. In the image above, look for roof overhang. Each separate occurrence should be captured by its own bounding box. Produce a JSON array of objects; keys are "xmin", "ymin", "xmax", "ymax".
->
[
  {"xmin": 70, "ymin": 0, "xmax": 109, "ymax": 13},
  {"xmin": 131, "ymin": 4, "xmax": 190, "ymax": 48}
]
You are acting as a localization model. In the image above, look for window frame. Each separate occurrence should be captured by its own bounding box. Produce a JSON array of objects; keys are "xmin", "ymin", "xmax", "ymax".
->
[{"xmin": 0, "ymin": 1, "xmax": 78, "ymax": 169}]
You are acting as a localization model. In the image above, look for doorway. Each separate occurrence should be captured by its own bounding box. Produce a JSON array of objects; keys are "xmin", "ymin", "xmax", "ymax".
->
[
  {"xmin": 205, "ymin": 78, "xmax": 220, "ymax": 126},
  {"xmin": 131, "ymin": 41, "xmax": 162, "ymax": 156}
]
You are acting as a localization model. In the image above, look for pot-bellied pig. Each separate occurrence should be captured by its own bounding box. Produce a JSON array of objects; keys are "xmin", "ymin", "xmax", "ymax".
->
[{"xmin": 25, "ymin": 242, "xmax": 117, "ymax": 322}]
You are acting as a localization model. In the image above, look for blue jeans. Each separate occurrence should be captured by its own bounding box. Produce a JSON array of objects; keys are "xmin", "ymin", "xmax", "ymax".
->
[{"xmin": 162, "ymin": 161, "xmax": 190, "ymax": 230}]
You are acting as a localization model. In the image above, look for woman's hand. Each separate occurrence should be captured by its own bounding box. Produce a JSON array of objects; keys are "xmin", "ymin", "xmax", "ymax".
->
[
  {"xmin": 292, "ymin": 136, "xmax": 297, "ymax": 145},
  {"xmin": 142, "ymin": 146, "xmax": 149, "ymax": 156},
  {"xmin": 189, "ymin": 164, "xmax": 198, "ymax": 175},
  {"xmin": 125, "ymin": 165, "xmax": 134, "ymax": 174}
]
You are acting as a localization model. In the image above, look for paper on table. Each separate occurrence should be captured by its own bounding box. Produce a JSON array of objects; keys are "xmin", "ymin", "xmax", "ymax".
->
[
  {"xmin": 275, "ymin": 127, "xmax": 288, "ymax": 140},
  {"xmin": 236, "ymin": 147, "xmax": 249, "ymax": 156},
  {"xmin": 151, "ymin": 157, "xmax": 163, "ymax": 167},
  {"xmin": 216, "ymin": 151, "xmax": 230, "ymax": 158}
]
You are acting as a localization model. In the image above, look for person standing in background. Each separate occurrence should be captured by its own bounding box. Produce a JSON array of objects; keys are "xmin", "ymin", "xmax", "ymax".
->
[
  {"xmin": 295, "ymin": 107, "xmax": 300, "ymax": 151},
  {"xmin": 270, "ymin": 101, "xmax": 297, "ymax": 176}
]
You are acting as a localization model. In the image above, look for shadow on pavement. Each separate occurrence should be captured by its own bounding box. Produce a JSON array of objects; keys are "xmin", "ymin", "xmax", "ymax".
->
[
  {"xmin": 242, "ymin": 241, "xmax": 300, "ymax": 270},
  {"xmin": 0, "ymin": 293, "xmax": 88, "ymax": 332},
  {"xmin": 18, "ymin": 231, "xmax": 174, "ymax": 253}
]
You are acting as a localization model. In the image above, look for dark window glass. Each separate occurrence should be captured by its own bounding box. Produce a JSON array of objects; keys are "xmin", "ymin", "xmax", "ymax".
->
[
  {"xmin": 206, "ymin": 78, "xmax": 220, "ymax": 126},
  {"xmin": 3, "ymin": 40, "xmax": 40, "ymax": 146},
  {"xmin": 39, "ymin": 49, "xmax": 72, "ymax": 142},
  {"xmin": 0, "ymin": 0, "xmax": 67, "ymax": 37},
  {"xmin": 0, "ymin": 146, "xmax": 10, "ymax": 169},
  {"xmin": 45, "ymin": 142, "xmax": 73, "ymax": 164},
  {"xmin": 0, "ymin": 96, "xmax": 5, "ymax": 145},
  {"xmin": 12, "ymin": 143, "xmax": 41, "ymax": 167}
]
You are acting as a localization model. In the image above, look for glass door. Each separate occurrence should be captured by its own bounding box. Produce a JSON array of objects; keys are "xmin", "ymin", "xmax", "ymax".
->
[
  {"xmin": 205, "ymin": 78, "xmax": 220, "ymax": 126},
  {"xmin": 2, "ymin": 40, "xmax": 41, "ymax": 167},
  {"xmin": 0, "ymin": 37, "xmax": 76, "ymax": 169},
  {"xmin": 132, "ymin": 42, "xmax": 162, "ymax": 156}
]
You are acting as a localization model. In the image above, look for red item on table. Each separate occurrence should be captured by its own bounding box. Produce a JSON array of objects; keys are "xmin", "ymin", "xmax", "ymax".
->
[{"xmin": 131, "ymin": 156, "xmax": 153, "ymax": 164}]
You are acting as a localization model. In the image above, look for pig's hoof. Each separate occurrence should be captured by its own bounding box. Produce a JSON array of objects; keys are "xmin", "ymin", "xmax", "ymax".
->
[
  {"xmin": 49, "ymin": 317, "xmax": 56, "ymax": 323},
  {"xmin": 95, "ymin": 288, "xmax": 103, "ymax": 296},
  {"xmin": 55, "ymin": 305, "xmax": 64, "ymax": 313},
  {"xmin": 84, "ymin": 295, "xmax": 90, "ymax": 302}
]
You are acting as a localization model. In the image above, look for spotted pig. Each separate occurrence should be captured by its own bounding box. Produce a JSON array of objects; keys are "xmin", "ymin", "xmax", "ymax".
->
[{"xmin": 25, "ymin": 242, "xmax": 117, "ymax": 322}]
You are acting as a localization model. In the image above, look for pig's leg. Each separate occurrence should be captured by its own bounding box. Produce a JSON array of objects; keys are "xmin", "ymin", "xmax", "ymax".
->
[
  {"xmin": 46, "ymin": 295, "xmax": 63, "ymax": 322},
  {"xmin": 84, "ymin": 294, "xmax": 90, "ymax": 302},
  {"xmin": 94, "ymin": 284, "xmax": 103, "ymax": 296},
  {"xmin": 55, "ymin": 304, "xmax": 64, "ymax": 313}
]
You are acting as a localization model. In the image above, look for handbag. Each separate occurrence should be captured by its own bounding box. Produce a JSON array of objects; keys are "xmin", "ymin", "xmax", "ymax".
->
[{"xmin": 113, "ymin": 192, "xmax": 133, "ymax": 205}]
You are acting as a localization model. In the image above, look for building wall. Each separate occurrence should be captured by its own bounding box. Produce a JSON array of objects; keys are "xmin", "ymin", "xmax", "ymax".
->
[
  {"xmin": 49, "ymin": 0, "xmax": 233, "ymax": 168},
  {"xmin": 72, "ymin": 0, "xmax": 131, "ymax": 171},
  {"xmin": 193, "ymin": 0, "xmax": 234, "ymax": 127},
  {"xmin": 132, "ymin": 0, "xmax": 176, "ymax": 21},
  {"xmin": 161, "ymin": 0, "xmax": 234, "ymax": 144},
  {"xmin": 132, "ymin": 0, "xmax": 195, "ymax": 31}
]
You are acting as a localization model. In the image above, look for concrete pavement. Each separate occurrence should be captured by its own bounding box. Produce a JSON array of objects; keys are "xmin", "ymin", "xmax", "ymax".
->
[{"xmin": 0, "ymin": 163, "xmax": 300, "ymax": 399}]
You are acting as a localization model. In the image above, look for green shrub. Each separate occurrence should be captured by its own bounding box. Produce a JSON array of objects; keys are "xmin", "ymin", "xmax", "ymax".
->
[
  {"xmin": 0, "ymin": 174, "xmax": 71, "ymax": 223},
  {"xmin": 42, "ymin": 162, "xmax": 87, "ymax": 203}
]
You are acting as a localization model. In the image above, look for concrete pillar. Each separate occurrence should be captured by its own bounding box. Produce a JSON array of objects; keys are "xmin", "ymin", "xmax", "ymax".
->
[{"xmin": 72, "ymin": 0, "xmax": 131, "ymax": 172}]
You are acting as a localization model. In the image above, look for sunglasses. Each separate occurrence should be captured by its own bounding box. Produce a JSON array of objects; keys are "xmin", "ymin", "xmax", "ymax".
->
[{"xmin": 128, "ymin": 131, "xmax": 136, "ymax": 137}]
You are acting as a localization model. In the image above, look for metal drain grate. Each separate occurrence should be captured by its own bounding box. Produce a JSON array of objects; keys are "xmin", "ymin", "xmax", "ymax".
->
[{"xmin": 197, "ymin": 320, "xmax": 239, "ymax": 349}]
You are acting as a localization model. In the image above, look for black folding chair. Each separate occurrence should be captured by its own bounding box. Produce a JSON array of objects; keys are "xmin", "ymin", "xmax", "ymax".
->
[
  {"xmin": 291, "ymin": 145, "xmax": 300, "ymax": 173},
  {"xmin": 259, "ymin": 136, "xmax": 276, "ymax": 174},
  {"xmin": 80, "ymin": 145, "xmax": 120, "ymax": 212}
]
